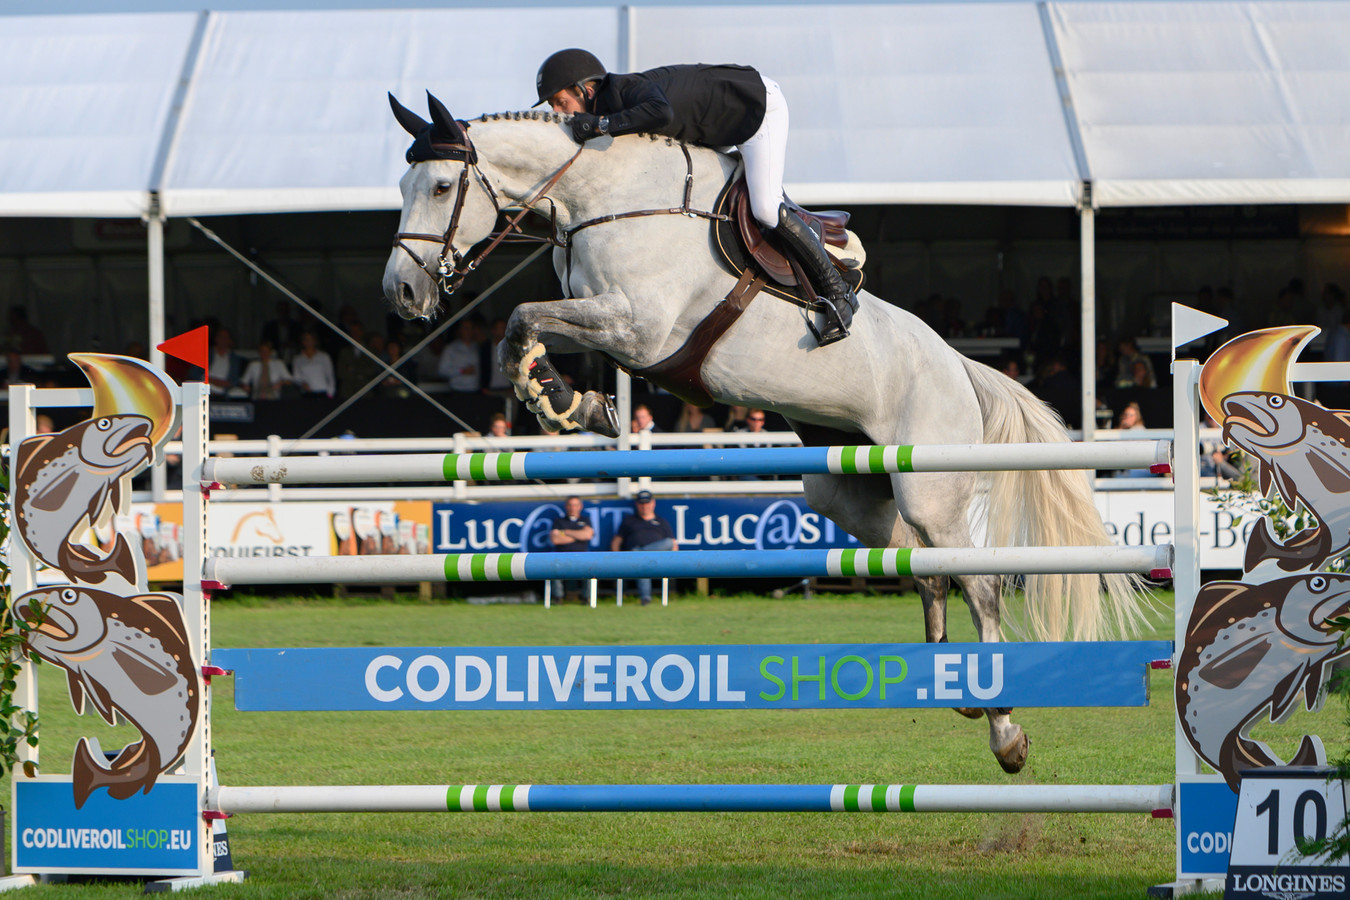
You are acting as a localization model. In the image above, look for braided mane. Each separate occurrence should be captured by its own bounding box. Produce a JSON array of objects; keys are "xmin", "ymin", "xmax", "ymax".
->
[{"xmin": 470, "ymin": 110, "xmax": 686, "ymax": 144}]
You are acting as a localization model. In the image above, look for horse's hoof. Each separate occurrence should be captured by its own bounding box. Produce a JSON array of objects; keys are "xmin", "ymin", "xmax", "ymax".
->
[
  {"xmin": 994, "ymin": 727, "xmax": 1029, "ymax": 774},
  {"xmin": 954, "ymin": 707, "xmax": 985, "ymax": 720},
  {"xmin": 576, "ymin": 392, "xmax": 620, "ymax": 438}
]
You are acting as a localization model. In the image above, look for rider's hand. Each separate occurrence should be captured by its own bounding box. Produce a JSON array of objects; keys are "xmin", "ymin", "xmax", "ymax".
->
[{"xmin": 569, "ymin": 113, "xmax": 603, "ymax": 142}]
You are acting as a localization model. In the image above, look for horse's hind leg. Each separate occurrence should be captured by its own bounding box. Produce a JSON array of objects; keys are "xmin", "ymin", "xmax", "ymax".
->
[
  {"xmin": 499, "ymin": 293, "xmax": 640, "ymax": 437},
  {"xmin": 887, "ymin": 471, "xmax": 1029, "ymax": 774}
]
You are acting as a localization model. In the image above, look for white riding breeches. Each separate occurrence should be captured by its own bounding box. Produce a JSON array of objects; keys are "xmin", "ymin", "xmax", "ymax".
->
[{"xmin": 738, "ymin": 75, "xmax": 789, "ymax": 229}]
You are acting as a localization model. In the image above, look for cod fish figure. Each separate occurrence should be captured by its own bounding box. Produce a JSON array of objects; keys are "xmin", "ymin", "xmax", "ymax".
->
[
  {"xmin": 1221, "ymin": 392, "xmax": 1350, "ymax": 573},
  {"xmin": 1177, "ymin": 572, "xmax": 1350, "ymax": 790},
  {"xmin": 14, "ymin": 415, "xmax": 153, "ymax": 585},
  {"xmin": 15, "ymin": 585, "xmax": 199, "ymax": 809}
]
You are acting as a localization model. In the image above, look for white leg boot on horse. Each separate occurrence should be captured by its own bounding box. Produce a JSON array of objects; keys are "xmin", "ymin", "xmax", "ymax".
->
[{"xmin": 498, "ymin": 292, "xmax": 643, "ymax": 438}]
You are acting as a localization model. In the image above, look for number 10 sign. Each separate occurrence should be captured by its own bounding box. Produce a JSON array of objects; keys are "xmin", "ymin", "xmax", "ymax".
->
[{"xmin": 1226, "ymin": 767, "xmax": 1349, "ymax": 899}]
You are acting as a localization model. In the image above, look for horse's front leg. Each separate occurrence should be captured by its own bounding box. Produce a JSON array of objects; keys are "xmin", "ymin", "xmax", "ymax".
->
[{"xmin": 499, "ymin": 292, "xmax": 640, "ymax": 437}]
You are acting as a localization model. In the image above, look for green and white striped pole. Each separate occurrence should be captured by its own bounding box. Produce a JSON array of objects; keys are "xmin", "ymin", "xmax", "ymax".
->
[
  {"xmin": 202, "ymin": 545, "xmax": 1173, "ymax": 588},
  {"xmin": 202, "ymin": 440, "xmax": 1171, "ymax": 486}
]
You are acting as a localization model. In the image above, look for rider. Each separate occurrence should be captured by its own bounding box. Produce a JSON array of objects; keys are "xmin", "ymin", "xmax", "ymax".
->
[{"xmin": 534, "ymin": 49, "xmax": 857, "ymax": 346}]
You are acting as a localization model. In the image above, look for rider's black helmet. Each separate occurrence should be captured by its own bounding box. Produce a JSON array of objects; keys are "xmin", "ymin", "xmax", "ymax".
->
[{"xmin": 534, "ymin": 48, "xmax": 607, "ymax": 106}]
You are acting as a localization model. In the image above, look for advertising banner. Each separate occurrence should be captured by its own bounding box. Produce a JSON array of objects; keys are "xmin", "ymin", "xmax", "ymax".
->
[
  {"xmin": 14, "ymin": 778, "xmax": 201, "ymax": 875},
  {"xmin": 215, "ymin": 641, "xmax": 1171, "ymax": 712}
]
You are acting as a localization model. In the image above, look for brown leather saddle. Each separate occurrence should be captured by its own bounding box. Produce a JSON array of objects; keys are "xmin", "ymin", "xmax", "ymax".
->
[
  {"xmin": 626, "ymin": 172, "xmax": 864, "ymax": 407},
  {"xmin": 726, "ymin": 177, "xmax": 852, "ymax": 288}
]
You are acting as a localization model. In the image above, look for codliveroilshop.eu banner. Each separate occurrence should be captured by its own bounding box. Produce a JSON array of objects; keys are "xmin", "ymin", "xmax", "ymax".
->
[
  {"xmin": 15, "ymin": 778, "xmax": 200, "ymax": 874},
  {"xmin": 432, "ymin": 497, "xmax": 859, "ymax": 553},
  {"xmin": 214, "ymin": 642, "xmax": 1169, "ymax": 712}
]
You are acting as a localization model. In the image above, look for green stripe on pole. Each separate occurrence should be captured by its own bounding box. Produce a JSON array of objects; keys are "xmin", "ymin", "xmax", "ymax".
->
[
  {"xmin": 843, "ymin": 784, "xmax": 861, "ymax": 812},
  {"xmin": 473, "ymin": 784, "xmax": 490, "ymax": 812},
  {"xmin": 841, "ymin": 550, "xmax": 857, "ymax": 577},
  {"xmin": 442, "ymin": 454, "xmax": 457, "ymax": 482},
  {"xmin": 899, "ymin": 785, "xmax": 916, "ymax": 812},
  {"xmin": 895, "ymin": 446, "xmax": 914, "ymax": 473},
  {"xmin": 867, "ymin": 548, "xmax": 885, "ymax": 575},
  {"xmin": 895, "ymin": 548, "xmax": 912, "ymax": 576},
  {"xmin": 444, "ymin": 555, "xmax": 456, "ymax": 581},
  {"xmin": 500, "ymin": 784, "xmax": 516, "ymax": 812},
  {"xmin": 470, "ymin": 554, "xmax": 488, "ymax": 581},
  {"xmin": 495, "ymin": 453, "xmax": 515, "ymax": 480},
  {"xmin": 837, "ymin": 448, "xmax": 856, "ymax": 474},
  {"xmin": 496, "ymin": 554, "xmax": 514, "ymax": 580},
  {"xmin": 469, "ymin": 454, "xmax": 487, "ymax": 482},
  {"xmin": 868, "ymin": 445, "xmax": 885, "ymax": 473},
  {"xmin": 870, "ymin": 784, "xmax": 887, "ymax": 811},
  {"xmin": 446, "ymin": 786, "xmax": 457, "ymax": 811}
]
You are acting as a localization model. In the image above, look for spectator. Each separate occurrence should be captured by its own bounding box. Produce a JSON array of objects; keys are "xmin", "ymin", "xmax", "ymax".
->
[
  {"xmin": 2, "ymin": 350, "xmax": 38, "ymax": 388},
  {"xmin": 1116, "ymin": 402, "xmax": 1156, "ymax": 478},
  {"xmin": 487, "ymin": 413, "xmax": 511, "ymax": 437},
  {"xmin": 1129, "ymin": 358, "xmax": 1156, "ymax": 389},
  {"xmin": 632, "ymin": 404, "xmax": 658, "ymax": 433},
  {"xmin": 379, "ymin": 338, "xmax": 417, "ymax": 398},
  {"xmin": 1318, "ymin": 284, "xmax": 1347, "ymax": 339},
  {"xmin": 674, "ymin": 402, "xmax": 716, "ymax": 433},
  {"xmin": 1026, "ymin": 301, "xmax": 1061, "ymax": 365},
  {"xmin": 437, "ymin": 319, "xmax": 480, "ymax": 391},
  {"xmin": 292, "ymin": 330, "xmax": 336, "ymax": 398},
  {"xmin": 1032, "ymin": 356, "xmax": 1079, "ymax": 429},
  {"xmin": 8, "ymin": 306, "xmax": 47, "ymax": 354},
  {"xmin": 206, "ymin": 328, "xmax": 246, "ymax": 396},
  {"xmin": 743, "ymin": 408, "xmax": 768, "ymax": 437},
  {"xmin": 996, "ymin": 289, "xmax": 1029, "ymax": 347},
  {"xmin": 480, "ymin": 318, "xmax": 512, "ymax": 392},
  {"xmin": 336, "ymin": 325, "xmax": 382, "ymax": 401},
  {"xmin": 611, "ymin": 489, "xmax": 677, "ymax": 606},
  {"xmin": 1199, "ymin": 413, "xmax": 1242, "ymax": 482},
  {"xmin": 1114, "ymin": 338, "xmax": 1155, "ymax": 389},
  {"xmin": 998, "ymin": 355, "xmax": 1024, "ymax": 383},
  {"xmin": 1095, "ymin": 338, "xmax": 1117, "ymax": 396},
  {"xmin": 550, "ymin": 495, "xmax": 593, "ymax": 603},
  {"xmin": 724, "ymin": 405, "xmax": 749, "ymax": 431},
  {"xmin": 260, "ymin": 300, "xmax": 302, "ymax": 361},
  {"xmin": 239, "ymin": 340, "xmax": 293, "ymax": 400}
]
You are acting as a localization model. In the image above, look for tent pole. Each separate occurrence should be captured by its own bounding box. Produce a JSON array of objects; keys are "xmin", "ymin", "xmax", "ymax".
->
[
  {"xmin": 1079, "ymin": 183, "xmax": 1096, "ymax": 442},
  {"xmin": 148, "ymin": 197, "xmax": 168, "ymax": 502}
]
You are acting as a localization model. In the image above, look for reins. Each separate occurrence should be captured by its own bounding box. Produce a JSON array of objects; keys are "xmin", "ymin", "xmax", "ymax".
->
[{"xmin": 394, "ymin": 127, "xmax": 730, "ymax": 299}]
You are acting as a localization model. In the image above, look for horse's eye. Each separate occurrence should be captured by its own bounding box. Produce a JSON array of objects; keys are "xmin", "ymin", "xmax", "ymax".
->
[{"xmin": 433, "ymin": 182, "xmax": 452, "ymax": 197}]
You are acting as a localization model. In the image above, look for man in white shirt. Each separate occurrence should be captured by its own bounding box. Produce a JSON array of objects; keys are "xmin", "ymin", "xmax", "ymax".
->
[
  {"xmin": 291, "ymin": 331, "xmax": 336, "ymax": 398},
  {"xmin": 437, "ymin": 320, "xmax": 480, "ymax": 392},
  {"xmin": 239, "ymin": 341, "xmax": 293, "ymax": 400}
]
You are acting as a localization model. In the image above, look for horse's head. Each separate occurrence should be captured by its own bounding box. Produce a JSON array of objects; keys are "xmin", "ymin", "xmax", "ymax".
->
[{"xmin": 383, "ymin": 92, "xmax": 500, "ymax": 320}]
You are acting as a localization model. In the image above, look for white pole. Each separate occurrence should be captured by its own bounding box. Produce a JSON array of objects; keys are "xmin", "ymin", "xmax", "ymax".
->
[
  {"xmin": 589, "ymin": 579, "xmax": 598, "ymax": 609},
  {"xmin": 1080, "ymin": 198, "xmax": 1097, "ymax": 442}
]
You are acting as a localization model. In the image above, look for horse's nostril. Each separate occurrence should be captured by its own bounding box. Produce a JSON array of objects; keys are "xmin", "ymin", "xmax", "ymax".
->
[{"xmin": 400, "ymin": 282, "xmax": 415, "ymax": 307}]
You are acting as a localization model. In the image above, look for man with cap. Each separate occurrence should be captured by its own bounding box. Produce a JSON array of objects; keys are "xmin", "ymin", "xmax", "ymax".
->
[
  {"xmin": 533, "ymin": 49, "xmax": 857, "ymax": 346},
  {"xmin": 549, "ymin": 495, "xmax": 594, "ymax": 603},
  {"xmin": 610, "ymin": 489, "xmax": 678, "ymax": 605}
]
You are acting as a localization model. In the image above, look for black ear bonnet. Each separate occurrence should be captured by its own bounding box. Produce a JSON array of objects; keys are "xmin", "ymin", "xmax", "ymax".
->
[{"xmin": 389, "ymin": 91, "xmax": 477, "ymax": 164}]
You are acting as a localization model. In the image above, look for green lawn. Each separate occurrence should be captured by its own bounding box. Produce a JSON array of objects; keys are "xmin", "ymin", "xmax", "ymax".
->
[{"xmin": 14, "ymin": 590, "xmax": 1334, "ymax": 898}]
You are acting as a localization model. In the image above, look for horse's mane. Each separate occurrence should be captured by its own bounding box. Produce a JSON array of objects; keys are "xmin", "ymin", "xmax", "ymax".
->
[{"xmin": 470, "ymin": 110, "xmax": 702, "ymax": 147}]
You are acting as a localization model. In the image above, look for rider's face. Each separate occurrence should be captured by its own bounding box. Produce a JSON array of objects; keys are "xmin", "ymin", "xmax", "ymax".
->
[{"xmin": 547, "ymin": 87, "xmax": 587, "ymax": 114}]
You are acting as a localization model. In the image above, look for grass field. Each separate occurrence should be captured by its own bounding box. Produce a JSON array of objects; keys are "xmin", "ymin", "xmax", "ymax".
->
[{"xmin": 12, "ymin": 589, "xmax": 1340, "ymax": 899}]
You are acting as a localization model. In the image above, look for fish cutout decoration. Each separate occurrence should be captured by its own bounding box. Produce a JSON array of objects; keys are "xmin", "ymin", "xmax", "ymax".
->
[
  {"xmin": 1220, "ymin": 391, "xmax": 1350, "ymax": 573},
  {"xmin": 13, "ymin": 415, "xmax": 154, "ymax": 585},
  {"xmin": 15, "ymin": 585, "xmax": 200, "ymax": 809},
  {"xmin": 1176, "ymin": 572, "xmax": 1350, "ymax": 790}
]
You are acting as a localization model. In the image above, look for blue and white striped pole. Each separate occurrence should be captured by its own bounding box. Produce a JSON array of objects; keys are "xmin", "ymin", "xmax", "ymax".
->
[
  {"xmin": 214, "ymin": 783, "xmax": 1173, "ymax": 814},
  {"xmin": 202, "ymin": 440, "xmax": 1172, "ymax": 486},
  {"xmin": 202, "ymin": 545, "xmax": 1173, "ymax": 587}
]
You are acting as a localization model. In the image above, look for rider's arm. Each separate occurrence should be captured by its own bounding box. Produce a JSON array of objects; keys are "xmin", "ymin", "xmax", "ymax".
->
[{"xmin": 597, "ymin": 74, "xmax": 674, "ymax": 136}]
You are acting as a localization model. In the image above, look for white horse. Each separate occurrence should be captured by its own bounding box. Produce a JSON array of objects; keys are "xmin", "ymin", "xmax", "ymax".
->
[{"xmin": 382, "ymin": 95, "xmax": 1148, "ymax": 774}]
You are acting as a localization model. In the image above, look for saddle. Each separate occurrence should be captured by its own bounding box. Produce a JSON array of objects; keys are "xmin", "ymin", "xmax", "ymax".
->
[
  {"xmin": 726, "ymin": 177, "xmax": 851, "ymax": 288},
  {"xmin": 626, "ymin": 171, "xmax": 865, "ymax": 407}
]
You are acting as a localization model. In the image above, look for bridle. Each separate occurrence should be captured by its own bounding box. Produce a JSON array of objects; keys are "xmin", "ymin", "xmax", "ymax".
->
[{"xmin": 392, "ymin": 123, "xmax": 730, "ymax": 299}]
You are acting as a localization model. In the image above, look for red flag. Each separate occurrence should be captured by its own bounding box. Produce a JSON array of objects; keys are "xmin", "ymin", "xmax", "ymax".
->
[{"xmin": 157, "ymin": 326, "xmax": 210, "ymax": 380}]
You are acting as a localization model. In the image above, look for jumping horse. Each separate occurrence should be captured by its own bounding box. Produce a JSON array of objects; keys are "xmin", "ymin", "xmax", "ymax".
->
[{"xmin": 382, "ymin": 94, "xmax": 1149, "ymax": 774}]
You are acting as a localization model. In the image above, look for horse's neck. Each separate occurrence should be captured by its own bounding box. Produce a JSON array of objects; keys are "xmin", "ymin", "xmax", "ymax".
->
[{"xmin": 473, "ymin": 120, "xmax": 730, "ymax": 225}]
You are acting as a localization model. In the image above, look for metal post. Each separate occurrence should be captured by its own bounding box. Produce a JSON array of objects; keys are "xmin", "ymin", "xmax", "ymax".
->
[{"xmin": 1080, "ymin": 191, "xmax": 1097, "ymax": 441}]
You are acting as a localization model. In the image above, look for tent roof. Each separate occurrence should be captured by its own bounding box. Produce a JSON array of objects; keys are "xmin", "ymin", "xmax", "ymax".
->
[{"xmin": 3, "ymin": 2, "xmax": 1350, "ymax": 217}]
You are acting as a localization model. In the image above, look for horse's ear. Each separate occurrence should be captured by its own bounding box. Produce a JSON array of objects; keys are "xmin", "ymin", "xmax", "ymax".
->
[
  {"xmin": 389, "ymin": 92, "xmax": 428, "ymax": 137},
  {"xmin": 426, "ymin": 90, "xmax": 466, "ymax": 142}
]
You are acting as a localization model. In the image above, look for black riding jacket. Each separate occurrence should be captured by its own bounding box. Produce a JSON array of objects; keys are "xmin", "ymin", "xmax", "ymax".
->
[{"xmin": 588, "ymin": 64, "xmax": 767, "ymax": 147}]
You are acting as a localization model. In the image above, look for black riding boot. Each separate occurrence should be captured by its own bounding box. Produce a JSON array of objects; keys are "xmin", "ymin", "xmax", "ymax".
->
[{"xmin": 773, "ymin": 203, "xmax": 858, "ymax": 346}]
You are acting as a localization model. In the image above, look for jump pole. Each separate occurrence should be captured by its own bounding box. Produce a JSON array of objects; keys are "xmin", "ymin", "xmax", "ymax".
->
[
  {"xmin": 201, "ymin": 440, "xmax": 1172, "ymax": 486},
  {"xmin": 203, "ymin": 544, "xmax": 1174, "ymax": 587},
  {"xmin": 214, "ymin": 783, "xmax": 1174, "ymax": 815}
]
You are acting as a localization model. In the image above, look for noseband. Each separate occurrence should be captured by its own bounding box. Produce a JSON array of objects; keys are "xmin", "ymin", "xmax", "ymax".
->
[{"xmin": 392, "ymin": 134, "xmax": 583, "ymax": 299}]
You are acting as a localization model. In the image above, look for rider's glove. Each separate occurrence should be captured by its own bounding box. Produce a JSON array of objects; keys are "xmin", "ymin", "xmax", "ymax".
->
[{"xmin": 570, "ymin": 113, "xmax": 604, "ymax": 142}]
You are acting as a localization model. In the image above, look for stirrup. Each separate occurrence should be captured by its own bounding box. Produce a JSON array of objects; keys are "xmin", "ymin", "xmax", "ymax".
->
[{"xmin": 808, "ymin": 294, "xmax": 852, "ymax": 347}]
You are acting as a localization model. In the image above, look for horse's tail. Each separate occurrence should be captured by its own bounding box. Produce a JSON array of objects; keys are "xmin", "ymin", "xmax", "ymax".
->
[{"xmin": 960, "ymin": 356, "xmax": 1150, "ymax": 642}]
